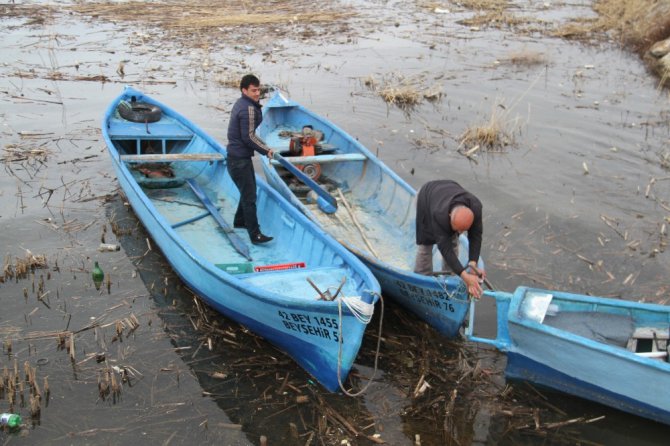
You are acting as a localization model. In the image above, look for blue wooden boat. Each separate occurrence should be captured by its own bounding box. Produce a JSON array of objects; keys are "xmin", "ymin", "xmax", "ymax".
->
[
  {"xmin": 258, "ymin": 91, "xmax": 482, "ymax": 337},
  {"xmin": 466, "ymin": 286, "xmax": 670, "ymax": 425},
  {"xmin": 102, "ymin": 86, "xmax": 381, "ymax": 392}
]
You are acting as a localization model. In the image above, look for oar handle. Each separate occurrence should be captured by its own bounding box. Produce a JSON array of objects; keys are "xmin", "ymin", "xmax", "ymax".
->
[{"xmin": 274, "ymin": 154, "xmax": 337, "ymax": 214}]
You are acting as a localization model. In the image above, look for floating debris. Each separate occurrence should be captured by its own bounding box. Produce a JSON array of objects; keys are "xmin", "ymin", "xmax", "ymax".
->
[{"xmin": 2, "ymin": 251, "xmax": 48, "ymax": 283}]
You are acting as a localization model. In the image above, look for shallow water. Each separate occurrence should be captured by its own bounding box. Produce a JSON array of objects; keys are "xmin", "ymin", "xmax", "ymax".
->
[{"xmin": 1, "ymin": 1, "xmax": 670, "ymax": 444}]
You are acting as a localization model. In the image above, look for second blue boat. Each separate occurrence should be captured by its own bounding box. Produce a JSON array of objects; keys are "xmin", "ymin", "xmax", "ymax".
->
[{"xmin": 258, "ymin": 91, "xmax": 482, "ymax": 337}]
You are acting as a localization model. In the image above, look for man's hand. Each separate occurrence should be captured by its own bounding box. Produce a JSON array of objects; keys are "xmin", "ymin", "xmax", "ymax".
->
[
  {"xmin": 460, "ymin": 270, "xmax": 483, "ymax": 299},
  {"xmin": 468, "ymin": 261, "xmax": 486, "ymax": 280},
  {"xmin": 267, "ymin": 149, "xmax": 274, "ymax": 159}
]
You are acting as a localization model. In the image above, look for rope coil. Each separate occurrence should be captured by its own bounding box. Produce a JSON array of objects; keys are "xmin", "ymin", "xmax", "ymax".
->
[{"xmin": 339, "ymin": 295, "xmax": 375, "ymax": 324}]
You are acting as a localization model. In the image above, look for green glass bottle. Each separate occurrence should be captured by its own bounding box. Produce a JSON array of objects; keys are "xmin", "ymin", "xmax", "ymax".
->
[
  {"xmin": 92, "ymin": 261, "xmax": 104, "ymax": 290},
  {"xmin": 0, "ymin": 413, "xmax": 22, "ymax": 430}
]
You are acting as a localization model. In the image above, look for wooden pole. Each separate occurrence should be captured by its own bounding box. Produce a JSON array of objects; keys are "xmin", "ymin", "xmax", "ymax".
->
[{"xmin": 336, "ymin": 188, "xmax": 380, "ymax": 258}]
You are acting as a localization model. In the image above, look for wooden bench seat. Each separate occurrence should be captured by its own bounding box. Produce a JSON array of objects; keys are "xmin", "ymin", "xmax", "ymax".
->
[
  {"xmin": 120, "ymin": 153, "xmax": 224, "ymax": 162},
  {"xmin": 107, "ymin": 117, "xmax": 193, "ymax": 140},
  {"xmin": 269, "ymin": 153, "xmax": 366, "ymax": 165}
]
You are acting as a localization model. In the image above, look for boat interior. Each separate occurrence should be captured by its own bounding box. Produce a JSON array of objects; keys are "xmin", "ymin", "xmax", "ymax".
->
[
  {"xmin": 521, "ymin": 290, "xmax": 670, "ymax": 363},
  {"xmin": 105, "ymin": 105, "xmax": 369, "ymax": 301},
  {"xmin": 259, "ymin": 112, "xmax": 418, "ymax": 269}
]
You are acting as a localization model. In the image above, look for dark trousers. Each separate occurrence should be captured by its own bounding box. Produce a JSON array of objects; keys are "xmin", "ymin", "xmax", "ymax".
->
[{"xmin": 227, "ymin": 157, "xmax": 260, "ymax": 237}]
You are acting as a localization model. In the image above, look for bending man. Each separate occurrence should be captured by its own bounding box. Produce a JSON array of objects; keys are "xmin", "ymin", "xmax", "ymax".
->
[{"xmin": 414, "ymin": 180, "xmax": 485, "ymax": 298}]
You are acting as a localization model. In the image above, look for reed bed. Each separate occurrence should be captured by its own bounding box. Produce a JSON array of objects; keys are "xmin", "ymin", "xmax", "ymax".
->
[
  {"xmin": 68, "ymin": 0, "xmax": 355, "ymax": 45},
  {"xmin": 458, "ymin": 99, "xmax": 523, "ymax": 155},
  {"xmin": 1, "ymin": 252, "xmax": 48, "ymax": 284},
  {"xmin": 436, "ymin": 0, "xmax": 670, "ymax": 83},
  {"xmin": 363, "ymin": 73, "xmax": 443, "ymax": 111},
  {"xmin": 592, "ymin": 0, "xmax": 670, "ymax": 55},
  {"xmin": 70, "ymin": 2, "xmax": 353, "ymax": 28},
  {"xmin": 501, "ymin": 49, "xmax": 548, "ymax": 67}
]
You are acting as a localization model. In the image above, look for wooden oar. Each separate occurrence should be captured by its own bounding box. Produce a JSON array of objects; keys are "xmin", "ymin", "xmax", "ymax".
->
[
  {"xmin": 336, "ymin": 188, "xmax": 379, "ymax": 258},
  {"xmin": 186, "ymin": 179, "xmax": 252, "ymax": 261},
  {"xmin": 273, "ymin": 153, "xmax": 337, "ymax": 214}
]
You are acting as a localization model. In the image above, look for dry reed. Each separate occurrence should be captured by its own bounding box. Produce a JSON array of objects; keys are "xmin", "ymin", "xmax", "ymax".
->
[
  {"xmin": 503, "ymin": 50, "xmax": 548, "ymax": 67},
  {"xmin": 2, "ymin": 251, "xmax": 47, "ymax": 283},
  {"xmin": 68, "ymin": 1, "xmax": 354, "ymax": 42},
  {"xmin": 453, "ymin": 0, "xmax": 509, "ymax": 11},
  {"xmin": 379, "ymin": 85, "xmax": 422, "ymax": 108},
  {"xmin": 458, "ymin": 11, "xmax": 531, "ymax": 29},
  {"xmin": 592, "ymin": 0, "xmax": 670, "ymax": 54},
  {"xmin": 364, "ymin": 73, "xmax": 442, "ymax": 110},
  {"xmin": 459, "ymin": 101, "xmax": 521, "ymax": 152}
]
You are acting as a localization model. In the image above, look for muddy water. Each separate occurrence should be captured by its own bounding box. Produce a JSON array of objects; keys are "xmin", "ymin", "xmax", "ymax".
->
[{"xmin": 1, "ymin": 1, "xmax": 670, "ymax": 445}]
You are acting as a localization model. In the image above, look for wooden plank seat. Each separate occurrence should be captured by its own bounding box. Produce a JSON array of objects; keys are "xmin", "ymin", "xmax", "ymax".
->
[
  {"xmin": 120, "ymin": 153, "xmax": 225, "ymax": 162},
  {"xmin": 107, "ymin": 118, "xmax": 193, "ymax": 140},
  {"xmin": 627, "ymin": 327, "xmax": 669, "ymax": 361},
  {"xmin": 269, "ymin": 153, "xmax": 366, "ymax": 166},
  {"xmin": 275, "ymin": 143, "xmax": 338, "ymax": 156}
]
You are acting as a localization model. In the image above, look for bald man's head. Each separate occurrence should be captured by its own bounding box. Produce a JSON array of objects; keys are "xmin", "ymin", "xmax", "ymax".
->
[{"xmin": 450, "ymin": 206, "xmax": 474, "ymax": 233}]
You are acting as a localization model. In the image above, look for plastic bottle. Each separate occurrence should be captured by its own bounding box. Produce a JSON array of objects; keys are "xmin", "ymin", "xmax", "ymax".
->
[
  {"xmin": 0, "ymin": 413, "xmax": 22, "ymax": 430},
  {"xmin": 92, "ymin": 261, "xmax": 104, "ymax": 290},
  {"xmin": 98, "ymin": 243, "xmax": 120, "ymax": 252}
]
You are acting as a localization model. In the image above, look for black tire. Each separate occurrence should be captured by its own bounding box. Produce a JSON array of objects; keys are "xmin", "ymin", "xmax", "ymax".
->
[
  {"xmin": 118, "ymin": 101, "xmax": 162, "ymax": 123},
  {"xmin": 301, "ymin": 163, "xmax": 322, "ymax": 181}
]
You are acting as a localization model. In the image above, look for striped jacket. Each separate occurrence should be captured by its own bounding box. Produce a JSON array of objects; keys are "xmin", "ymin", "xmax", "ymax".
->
[{"xmin": 226, "ymin": 94, "xmax": 272, "ymax": 159}]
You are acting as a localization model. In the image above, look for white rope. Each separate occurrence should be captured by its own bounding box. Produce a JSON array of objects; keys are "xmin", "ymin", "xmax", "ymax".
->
[{"xmin": 338, "ymin": 295, "xmax": 375, "ymax": 324}]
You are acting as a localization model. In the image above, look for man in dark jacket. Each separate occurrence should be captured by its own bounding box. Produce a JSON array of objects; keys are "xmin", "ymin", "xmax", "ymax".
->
[
  {"xmin": 414, "ymin": 180, "xmax": 485, "ymax": 298},
  {"xmin": 227, "ymin": 74, "xmax": 274, "ymax": 244}
]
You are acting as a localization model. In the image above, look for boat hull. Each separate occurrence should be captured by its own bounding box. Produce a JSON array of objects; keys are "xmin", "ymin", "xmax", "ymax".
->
[
  {"xmin": 102, "ymin": 87, "xmax": 381, "ymax": 392},
  {"xmin": 362, "ymin": 259, "xmax": 469, "ymax": 337},
  {"xmin": 506, "ymin": 351, "xmax": 670, "ymax": 425}
]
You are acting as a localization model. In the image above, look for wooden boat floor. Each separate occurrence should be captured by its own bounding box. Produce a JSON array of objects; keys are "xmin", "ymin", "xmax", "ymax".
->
[
  {"xmin": 145, "ymin": 187, "xmax": 358, "ymax": 300},
  {"xmin": 147, "ymin": 187, "xmax": 280, "ymax": 263},
  {"xmin": 307, "ymin": 195, "xmax": 414, "ymax": 270},
  {"xmin": 265, "ymin": 125, "xmax": 414, "ymax": 268}
]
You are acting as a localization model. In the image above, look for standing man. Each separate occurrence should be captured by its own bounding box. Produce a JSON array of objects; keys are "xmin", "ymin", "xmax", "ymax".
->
[
  {"xmin": 414, "ymin": 180, "xmax": 485, "ymax": 298},
  {"xmin": 227, "ymin": 74, "xmax": 274, "ymax": 245}
]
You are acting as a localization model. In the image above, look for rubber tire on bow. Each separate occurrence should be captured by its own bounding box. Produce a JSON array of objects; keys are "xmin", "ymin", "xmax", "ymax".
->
[{"xmin": 118, "ymin": 101, "xmax": 162, "ymax": 123}]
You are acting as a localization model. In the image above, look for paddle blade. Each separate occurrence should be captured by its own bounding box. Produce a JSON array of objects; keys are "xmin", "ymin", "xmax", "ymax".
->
[{"xmin": 316, "ymin": 196, "xmax": 337, "ymax": 214}]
